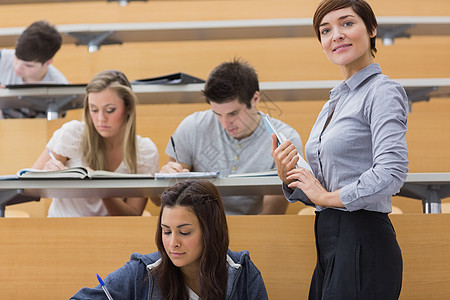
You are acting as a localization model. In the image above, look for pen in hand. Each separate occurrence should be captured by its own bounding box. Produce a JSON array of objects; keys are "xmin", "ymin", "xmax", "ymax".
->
[
  {"xmin": 96, "ymin": 273, "xmax": 114, "ymax": 300},
  {"xmin": 170, "ymin": 136, "xmax": 180, "ymax": 164},
  {"xmin": 48, "ymin": 150, "xmax": 57, "ymax": 160}
]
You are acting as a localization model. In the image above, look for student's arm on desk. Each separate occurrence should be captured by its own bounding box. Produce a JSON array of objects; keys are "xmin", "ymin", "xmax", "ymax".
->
[
  {"xmin": 260, "ymin": 195, "xmax": 288, "ymax": 215},
  {"xmin": 159, "ymin": 157, "xmax": 191, "ymax": 173}
]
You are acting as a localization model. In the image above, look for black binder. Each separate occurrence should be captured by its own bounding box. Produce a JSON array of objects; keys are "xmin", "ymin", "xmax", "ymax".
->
[
  {"xmin": 131, "ymin": 72, "xmax": 205, "ymax": 85},
  {"xmin": 5, "ymin": 83, "xmax": 86, "ymax": 89}
]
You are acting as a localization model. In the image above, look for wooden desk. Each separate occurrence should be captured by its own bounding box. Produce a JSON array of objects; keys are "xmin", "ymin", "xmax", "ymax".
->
[
  {"xmin": 0, "ymin": 17, "xmax": 449, "ymax": 49},
  {"xmin": 0, "ymin": 176, "xmax": 283, "ymax": 217},
  {"xmin": 0, "ymin": 214, "xmax": 449, "ymax": 299},
  {"xmin": 0, "ymin": 0, "xmax": 201, "ymax": 4},
  {"xmin": 1, "ymin": 173, "xmax": 448, "ymax": 216},
  {"xmin": 1, "ymin": 78, "xmax": 449, "ymax": 119},
  {"xmin": 398, "ymin": 173, "xmax": 450, "ymax": 213},
  {"xmin": 0, "ymin": 85, "xmax": 85, "ymax": 120}
]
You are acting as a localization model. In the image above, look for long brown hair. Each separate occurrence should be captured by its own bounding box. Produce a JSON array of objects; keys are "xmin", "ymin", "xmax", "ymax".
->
[
  {"xmin": 152, "ymin": 180, "xmax": 229, "ymax": 300},
  {"xmin": 81, "ymin": 70, "xmax": 138, "ymax": 173}
]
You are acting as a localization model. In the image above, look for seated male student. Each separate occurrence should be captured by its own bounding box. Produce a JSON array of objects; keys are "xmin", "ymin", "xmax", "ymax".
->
[
  {"xmin": 160, "ymin": 59, "xmax": 303, "ymax": 215},
  {"xmin": 0, "ymin": 20, "xmax": 68, "ymax": 119}
]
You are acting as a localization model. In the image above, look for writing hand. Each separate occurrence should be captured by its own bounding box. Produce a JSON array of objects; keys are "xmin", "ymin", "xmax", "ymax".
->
[
  {"xmin": 43, "ymin": 158, "xmax": 67, "ymax": 171},
  {"xmin": 159, "ymin": 161, "xmax": 189, "ymax": 173}
]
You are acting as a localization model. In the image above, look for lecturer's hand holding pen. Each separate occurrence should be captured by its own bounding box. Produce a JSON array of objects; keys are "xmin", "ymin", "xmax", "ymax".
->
[{"xmin": 271, "ymin": 134, "xmax": 300, "ymax": 185}]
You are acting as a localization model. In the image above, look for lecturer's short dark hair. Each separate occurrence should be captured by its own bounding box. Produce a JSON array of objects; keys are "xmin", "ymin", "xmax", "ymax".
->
[
  {"xmin": 15, "ymin": 20, "xmax": 62, "ymax": 63},
  {"xmin": 202, "ymin": 58, "xmax": 259, "ymax": 109}
]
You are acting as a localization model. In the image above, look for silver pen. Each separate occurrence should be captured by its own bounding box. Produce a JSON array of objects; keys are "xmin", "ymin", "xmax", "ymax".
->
[{"xmin": 96, "ymin": 273, "xmax": 114, "ymax": 300}]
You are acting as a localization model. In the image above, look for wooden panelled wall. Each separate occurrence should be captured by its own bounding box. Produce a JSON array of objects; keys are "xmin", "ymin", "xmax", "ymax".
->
[
  {"xmin": 1, "ymin": 214, "xmax": 450, "ymax": 299},
  {"xmin": 0, "ymin": 0, "xmax": 449, "ymax": 216}
]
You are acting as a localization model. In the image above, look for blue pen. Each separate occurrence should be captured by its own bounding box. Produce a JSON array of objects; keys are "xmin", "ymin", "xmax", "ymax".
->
[{"xmin": 96, "ymin": 273, "xmax": 114, "ymax": 300}]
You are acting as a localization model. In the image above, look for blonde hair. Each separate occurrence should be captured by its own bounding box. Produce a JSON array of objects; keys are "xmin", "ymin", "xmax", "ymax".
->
[{"xmin": 81, "ymin": 70, "xmax": 138, "ymax": 173}]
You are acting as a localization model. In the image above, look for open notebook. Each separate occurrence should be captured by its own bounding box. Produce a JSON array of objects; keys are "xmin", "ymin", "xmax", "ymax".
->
[{"xmin": 17, "ymin": 167, "xmax": 154, "ymax": 179}]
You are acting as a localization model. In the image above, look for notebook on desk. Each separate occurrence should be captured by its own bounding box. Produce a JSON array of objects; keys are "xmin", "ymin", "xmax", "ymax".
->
[
  {"xmin": 16, "ymin": 167, "xmax": 155, "ymax": 180},
  {"xmin": 228, "ymin": 169, "xmax": 278, "ymax": 178},
  {"xmin": 131, "ymin": 72, "xmax": 205, "ymax": 85}
]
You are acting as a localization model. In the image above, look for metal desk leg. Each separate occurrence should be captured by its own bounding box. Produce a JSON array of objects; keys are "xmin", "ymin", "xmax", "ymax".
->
[
  {"xmin": 0, "ymin": 189, "xmax": 24, "ymax": 217},
  {"xmin": 423, "ymin": 185, "xmax": 442, "ymax": 214}
]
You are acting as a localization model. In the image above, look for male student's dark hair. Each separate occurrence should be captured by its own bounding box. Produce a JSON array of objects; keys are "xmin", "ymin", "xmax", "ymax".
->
[
  {"xmin": 202, "ymin": 58, "xmax": 260, "ymax": 109},
  {"xmin": 15, "ymin": 20, "xmax": 62, "ymax": 63}
]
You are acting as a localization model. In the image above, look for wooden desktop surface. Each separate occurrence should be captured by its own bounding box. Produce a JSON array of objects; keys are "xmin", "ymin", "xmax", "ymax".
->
[
  {"xmin": 1, "ymin": 17, "xmax": 450, "ymax": 48},
  {"xmin": 1, "ymin": 173, "xmax": 449, "ymax": 214},
  {"xmin": 1, "ymin": 78, "xmax": 449, "ymax": 110},
  {"xmin": 0, "ymin": 176, "xmax": 283, "ymax": 199}
]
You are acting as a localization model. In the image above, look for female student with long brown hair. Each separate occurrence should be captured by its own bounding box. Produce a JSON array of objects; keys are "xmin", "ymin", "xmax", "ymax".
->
[{"xmin": 72, "ymin": 180, "xmax": 268, "ymax": 299}]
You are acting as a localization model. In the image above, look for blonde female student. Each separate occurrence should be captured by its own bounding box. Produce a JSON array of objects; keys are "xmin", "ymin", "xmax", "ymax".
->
[
  {"xmin": 272, "ymin": 0, "xmax": 408, "ymax": 299},
  {"xmin": 71, "ymin": 180, "xmax": 268, "ymax": 299},
  {"xmin": 32, "ymin": 70, "xmax": 159, "ymax": 217}
]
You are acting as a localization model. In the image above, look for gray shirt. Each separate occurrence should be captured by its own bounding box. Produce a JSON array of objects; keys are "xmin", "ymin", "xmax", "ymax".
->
[
  {"xmin": 284, "ymin": 63, "xmax": 409, "ymax": 213},
  {"xmin": 166, "ymin": 109, "xmax": 302, "ymax": 215},
  {"xmin": 0, "ymin": 49, "xmax": 68, "ymax": 118},
  {"xmin": 0, "ymin": 49, "xmax": 68, "ymax": 85}
]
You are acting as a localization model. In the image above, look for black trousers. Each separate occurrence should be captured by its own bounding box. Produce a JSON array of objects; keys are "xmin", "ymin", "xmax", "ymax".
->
[{"xmin": 309, "ymin": 209, "xmax": 403, "ymax": 300}]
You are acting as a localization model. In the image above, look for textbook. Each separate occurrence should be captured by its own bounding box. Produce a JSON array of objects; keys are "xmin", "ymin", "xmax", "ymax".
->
[{"xmin": 17, "ymin": 167, "xmax": 154, "ymax": 179}]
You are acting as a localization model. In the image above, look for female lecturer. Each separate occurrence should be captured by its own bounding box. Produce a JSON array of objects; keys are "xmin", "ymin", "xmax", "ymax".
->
[{"xmin": 272, "ymin": 0, "xmax": 409, "ymax": 299}]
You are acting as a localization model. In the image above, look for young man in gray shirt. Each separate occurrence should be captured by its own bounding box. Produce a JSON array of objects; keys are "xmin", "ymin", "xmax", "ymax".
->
[
  {"xmin": 160, "ymin": 59, "xmax": 303, "ymax": 215},
  {"xmin": 0, "ymin": 20, "xmax": 68, "ymax": 118}
]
